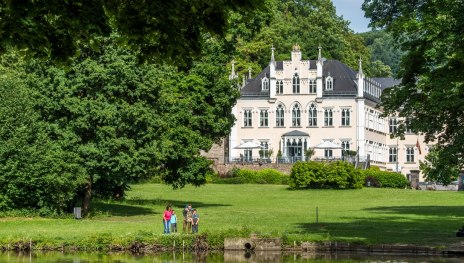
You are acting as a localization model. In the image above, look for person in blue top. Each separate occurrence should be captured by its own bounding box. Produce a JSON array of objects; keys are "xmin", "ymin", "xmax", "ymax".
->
[
  {"xmin": 192, "ymin": 209, "xmax": 200, "ymax": 233},
  {"xmin": 170, "ymin": 210, "xmax": 177, "ymax": 233}
]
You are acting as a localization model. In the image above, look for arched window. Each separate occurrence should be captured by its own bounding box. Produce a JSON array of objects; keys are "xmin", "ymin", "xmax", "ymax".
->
[
  {"xmin": 291, "ymin": 103, "xmax": 301, "ymax": 127},
  {"xmin": 276, "ymin": 80, "xmax": 283, "ymax": 94},
  {"xmin": 276, "ymin": 104, "xmax": 285, "ymax": 127},
  {"xmin": 292, "ymin": 73, "xmax": 300, "ymax": 93},
  {"xmin": 325, "ymin": 76, "xmax": 333, "ymax": 90},
  {"xmin": 261, "ymin": 77, "xmax": 269, "ymax": 91},
  {"xmin": 308, "ymin": 103, "xmax": 317, "ymax": 126}
]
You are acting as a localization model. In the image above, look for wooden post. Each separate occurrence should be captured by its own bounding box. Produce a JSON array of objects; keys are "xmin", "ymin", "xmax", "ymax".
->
[{"xmin": 316, "ymin": 207, "xmax": 319, "ymax": 224}]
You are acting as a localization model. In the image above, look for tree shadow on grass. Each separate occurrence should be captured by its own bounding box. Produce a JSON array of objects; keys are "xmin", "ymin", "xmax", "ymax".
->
[
  {"xmin": 294, "ymin": 206, "xmax": 464, "ymax": 245},
  {"xmin": 125, "ymin": 199, "xmax": 231, "ymax": 210},
  {"xmin": 91, "ymin": 202, "xmax": 156, "ymax": 217},
  {"xmin": 92, "ymin": 199, "xmax": 231, "ymax": 217}
]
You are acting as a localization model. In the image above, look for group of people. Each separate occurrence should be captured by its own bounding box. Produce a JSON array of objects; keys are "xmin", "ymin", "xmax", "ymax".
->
[{"xmin": 162, "ymin": 204, "xmax": 199, "ymax": 234}]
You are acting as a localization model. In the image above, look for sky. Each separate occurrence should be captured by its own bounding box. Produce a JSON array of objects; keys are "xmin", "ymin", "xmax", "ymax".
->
[{"xmin": 331, "ymin": 0, "xmax": 371, "ymax": 33}]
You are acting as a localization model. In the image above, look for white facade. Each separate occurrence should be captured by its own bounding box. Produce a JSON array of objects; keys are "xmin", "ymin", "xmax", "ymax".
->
[{"xmin": 228, "ymin": 45, "xmax": 430, "ymax": 180}]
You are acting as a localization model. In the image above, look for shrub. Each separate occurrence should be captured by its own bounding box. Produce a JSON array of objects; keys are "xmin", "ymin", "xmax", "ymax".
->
[
  {"xmin": 290, "ymin": 161, "xmax": 362, "ymax": 189},
  {"xmin": 256, "ymin": 169, "xmax": 285, "ymax": 184},
  {"xmin": 213, "ymin": 168, "xmax": 288, "ymax": 185},
  {"xmin": 361, "ymin": 168, "xmax": 409, "ymax": 188}
]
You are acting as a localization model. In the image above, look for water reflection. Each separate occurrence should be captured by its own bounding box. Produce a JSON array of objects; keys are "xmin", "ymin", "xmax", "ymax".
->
[{"xmin": 0, "ymin": 250, "xmax": 460, "ymax": 262}]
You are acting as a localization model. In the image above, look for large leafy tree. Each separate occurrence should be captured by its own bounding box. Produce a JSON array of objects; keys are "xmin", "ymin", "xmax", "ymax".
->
[
  {"xmin": 0, "ymin": 55, "xmax": 86, "ymax": 213},
  {"xmin": 1, "ymin": 36, "xmax": 238, "ymax": 213},
  {"xmin": 363, "ymin": 0, "xmax": 464, "ymax": 182},
  {"xmin": 0, "ymin": 0, "xmax": 267, "ymax": 64}
]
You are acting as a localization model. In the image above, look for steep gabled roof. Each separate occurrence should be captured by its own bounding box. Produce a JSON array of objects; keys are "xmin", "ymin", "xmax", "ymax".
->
[
  {"xmin": 323, "ymin": 60, "xmax": 357, "ymax": 93},
  {"xmin": 240, "ymin": 65, "xmax": 270, "ymax": 94}
]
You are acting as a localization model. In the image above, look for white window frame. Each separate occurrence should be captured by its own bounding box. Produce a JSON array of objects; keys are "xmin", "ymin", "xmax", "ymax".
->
[
  {"xmin": 324, "ymin": 108, "xmax": 333, "ymax": 126},
  {"xmin": 244, "ymin": 109, "xmax": 252, "ymax": 127},
  {"xmin": 260, "ymin": 109, "xmax": 269, "ymax": 127},
  {"xmin": 341, "ymin": 108, "xmax": 350, "ymax": 126}
]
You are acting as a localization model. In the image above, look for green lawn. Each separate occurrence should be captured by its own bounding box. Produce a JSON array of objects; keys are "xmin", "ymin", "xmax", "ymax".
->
[{"xmin": 1, "ymin": 184, "xmax": 464, "ymax": 247}]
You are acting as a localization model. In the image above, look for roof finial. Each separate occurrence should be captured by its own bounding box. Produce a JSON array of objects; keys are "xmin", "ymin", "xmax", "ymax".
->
[
  {"xmin": 292, "ymin": 43, "xmax": 300, "ymax": 51},
  {"xmin": 271, "ymin": 45, "xmax": 275, "ymax": 63},
  {"xmin": 358, "ymin": 57, "xmax": 363, "ymax": 76},
  {"xmin": 248, "ymin": 66, "xmax": 252, "ymax": 79},
  {"xmin": 318, "ymin": 45, "xmax": 322, "ymax": 61}
]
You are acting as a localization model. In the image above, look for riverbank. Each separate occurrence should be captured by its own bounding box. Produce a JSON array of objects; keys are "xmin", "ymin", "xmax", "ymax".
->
[{"xmin": 1, "ymin": 184, "xmax": 464, "ymax": 250}]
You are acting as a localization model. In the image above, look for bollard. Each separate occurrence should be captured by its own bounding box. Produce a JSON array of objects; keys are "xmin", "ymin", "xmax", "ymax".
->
[{"xmin": 316, "ymin": 207, "xmax": 319, "ymax": 224}]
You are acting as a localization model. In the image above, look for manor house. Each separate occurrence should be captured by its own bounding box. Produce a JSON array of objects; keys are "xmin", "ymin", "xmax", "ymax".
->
[{"xmin": 218, "ymin": 45, "xmax": 430, "ymax": 180}]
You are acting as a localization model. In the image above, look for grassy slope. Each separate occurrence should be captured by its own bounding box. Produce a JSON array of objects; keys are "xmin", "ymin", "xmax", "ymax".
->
[{"xmin": 1, "ymin": 184, "xmax": 464, "ymax": 247}]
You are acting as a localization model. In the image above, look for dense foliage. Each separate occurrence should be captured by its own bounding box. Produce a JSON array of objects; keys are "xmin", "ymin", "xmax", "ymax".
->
[
  {"xmin": 289, "ymin": 161, "xmax": 363, "ymax": 189},
  {"xmin": 231, "ymin": 0, "xmax": 372, "ymax": 76},
  {"xmin": 0, "ymin": 37, "xmax": 238, "ymax": 213},
  {"xmin": 359, "ymin": 30, "xmax": 402, "ymax": 76},
  {"xmin": 0, "ymin": 0, "xmax": 267, "ymax": 64},
  {"xmin": 361, "ymin": 167, "xmax": 409, "ymax": 188},
  {"xmin": 0, "ymin": 59, "xmax": 86, "ymax": 213},
  {"xmin": 363, "ymin": 0, "xmax": 464, "ymax": 183}
]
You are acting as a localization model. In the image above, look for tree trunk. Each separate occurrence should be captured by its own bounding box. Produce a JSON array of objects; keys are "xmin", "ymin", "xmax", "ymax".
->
[{"xmin": 82, "ymin": 180, "xmax": 92, "ymax": 216}]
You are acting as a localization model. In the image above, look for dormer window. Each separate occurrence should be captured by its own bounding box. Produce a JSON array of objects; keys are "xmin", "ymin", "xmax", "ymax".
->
[
  {"xmin": 292, "ymin": 73, "xmax": 300, "ymax": 93},
  {"xmin": 325, "ymin": 76, "xmax": 333, "ymax": 90},
  {"xmin": 261, "ymin": 77, "xmax": 269, "ymax": 91}
]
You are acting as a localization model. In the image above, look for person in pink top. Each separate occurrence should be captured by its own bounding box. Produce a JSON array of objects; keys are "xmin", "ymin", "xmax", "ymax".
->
[{"xmin": 163, "ymin": 206, "xmax": 172, "ymax": 234}]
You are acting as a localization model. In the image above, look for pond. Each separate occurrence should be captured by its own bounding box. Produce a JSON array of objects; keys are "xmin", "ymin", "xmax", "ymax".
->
[{"xmin": 0, "ymin": 251, "xmax": 460, "ymax": 263}]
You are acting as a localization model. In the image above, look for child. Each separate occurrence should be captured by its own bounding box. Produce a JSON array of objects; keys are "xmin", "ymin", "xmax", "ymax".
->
[
  {"xmin": 170, "ymin": 210, "xmax": 177, "ymax": 233},
  {"xmin": 192, "ymin": 209, "xmax": 200, "ymax": 233}
]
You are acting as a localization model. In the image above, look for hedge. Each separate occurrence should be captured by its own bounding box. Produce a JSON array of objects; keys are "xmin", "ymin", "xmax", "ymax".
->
[
  {"xmin": 289, "ymin": 161, "xmax": 363, "ymax": 189},
  {"xmin": 361, "ymin": 168, "xmax": 409, "ymax": 188}
]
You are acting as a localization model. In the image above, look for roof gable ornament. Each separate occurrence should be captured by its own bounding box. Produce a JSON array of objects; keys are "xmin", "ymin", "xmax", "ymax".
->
[
  {"xmin": 318, "ymin": 45, "xmax": 322, "ymax": 61},
  {"xmin": 292, "ymin": 43, "xmax": 300, "ymax": 51},
  {"xmin": 271, "ymin": 45, "xmax": 275, "ymax": 63},
  {"xmin": 358, "ymin": 57, "xmax": 363, "ymax": 76}
]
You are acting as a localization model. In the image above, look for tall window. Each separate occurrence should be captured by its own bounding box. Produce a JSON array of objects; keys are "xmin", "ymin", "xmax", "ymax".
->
[
  {"xmin": 261, "ymin": 78, "xmax": 269, "ymax": 91},
  {"xmin": 276, "ymin": 80, "xmax": 283, "ymax": 94},
  {"xmin": 244, "ymin": 110, "xmax": 252, "ymax": 127},
  {"xmin": 341, "ymin": 108, "xmax": 350, "ymax": 126},
  {"xmin": 325, "ymin": 76, "xmax": 333, "ymax": 90},
  {"xmin": 324, "ymin": 149, "xmax": 333, "ymax": 158},
  {"xmin": 309, "ymin": 79, "xmax": 316, "ymax": 94},
  {"xmin": 291, "ymin": 104, "xmax": 301, "ymax": 127},
  {"xmin": 276, "ymin": 104, "xmax": 285, "ymax": 127},
  {"xmin": 389, "ymin": 118, "xmax": 397, "ymax": 133},
  {"xmin": 324, "ymin": 108, "xmax": 333, "ymax": 126},
  {"xmin": 260, "ymin": 109, "xmax": 268, "ymax": 127},
  {"xmin": 259, "ymin": 141, "xmax": 269, "ymax": 158},
  {"xmin": 406, "ymin": 147, "xmax": 415, "ymax": 162},
  {"xmin": 389, "ymin": 147, "xmax": 397, "ymax": 162},
  {"xmin": 292, "ymin": 73, "xmax": 300, "ymax": 93},
  {"xmin": 341, "ymin": 141, "xmax": 350, "ymax": 151},
  {"xmin": 405, "ymin": 118, "xmax": 413, "ymax": 133},
  {"xmin": 308, "ymin": 103, "xmax": 317, "ymax": 126}
]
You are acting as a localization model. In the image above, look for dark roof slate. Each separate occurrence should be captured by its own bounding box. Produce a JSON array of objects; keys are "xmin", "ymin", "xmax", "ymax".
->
[
  {"xmin": 323, "ymin": 60, "xmax": 357, "ymax": 92},
  {"xmin": 372, "ymin": 78, "xmax": 401, "ymax": 89},
  {"xmin": 240, "ymin": 65, "xmax": 270, "ymax": 94}
]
